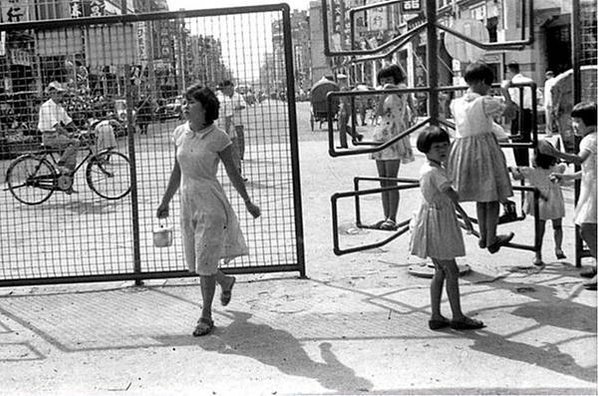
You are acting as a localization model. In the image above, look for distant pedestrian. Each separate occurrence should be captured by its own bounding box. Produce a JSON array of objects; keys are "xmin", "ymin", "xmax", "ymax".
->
[
  {"xmin": 509, "ymin": 140, "xmax": 567, "ymax": 266},
  {"xmin": 541, "ymin": 101, "xmax": 597, "ymax": 290},
  {"xmin": 156, "ymin": 84, "xmax": 261, "ymax": 336},
  {"xmin": 448, "ymin": 61, "xmax": 518, "ymax": 254},
  {"xmin": 337, "ymin": 73, "xmax": 364, "ymax": 144},
  {"xmin": 410, "ymin": 126, "xmax": 483, "ymax": 331},
  {"xmin": 507, "ymin": 62, "xmax": 535, "ymax": 166},
  {"xmin": 220, "ymin": 80, "xmax": 247, "ymax": 175},
  {"xmin": 136, "ymin": 95, "xmax": 154, "ymax": 135},
  {"xmin": 370, "ymin": 64, "xmax": 416, "ymax": 231}
]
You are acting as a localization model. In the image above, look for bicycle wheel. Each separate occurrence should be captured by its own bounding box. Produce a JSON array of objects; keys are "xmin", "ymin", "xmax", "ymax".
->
[
  {"xmin": 6, "ymin": 155, "xmax": 56, "ymax": 205},
  {"xmin": 86, "ymin": 151, "xmax": 131, "ymax": 199}
]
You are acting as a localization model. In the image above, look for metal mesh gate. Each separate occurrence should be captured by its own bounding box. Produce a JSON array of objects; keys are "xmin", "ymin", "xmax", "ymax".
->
[{"xmin": 0, "ymin": 5, "xmax": 305, "ymax": 286}]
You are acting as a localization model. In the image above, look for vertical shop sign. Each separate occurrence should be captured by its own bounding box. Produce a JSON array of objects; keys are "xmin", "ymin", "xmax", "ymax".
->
[
  {"xmin": 137, "ymin": 21, "xmax": 147, "ymax": 61},
  {"xmin": 1, "ymin": 0, "xmax": 29, "ymax": 22},
  {"xmin": 70, "ymin": 0, "xmax": 83, "ymax": 17},
  {"xmin": 368, "ymin": 0, "xmax": 387, "ymax": 31},
  {"xmin": 153, "ymin": 20, "xmax": 172, "ymax": 60},
  {"xmin": 0, "ymin": 31, "xmax": 5, "ymax": 56}
]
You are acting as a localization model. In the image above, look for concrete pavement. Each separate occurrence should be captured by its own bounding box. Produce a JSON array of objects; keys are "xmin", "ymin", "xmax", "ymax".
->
[{"xmin": 0, "ymin": 136, "xmax": 596, "ymax": 396}]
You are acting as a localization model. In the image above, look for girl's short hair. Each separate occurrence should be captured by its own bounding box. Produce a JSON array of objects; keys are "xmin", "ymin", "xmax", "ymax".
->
[
  {"xmin": 571, "ymin": 101, "xmax": 597, "ymax": 126},
  {"xmin": 416, "ymin": 125, "xmax": 451, "ymax": 153},
  {"xmin": 533, "ymin": 141, "xmax": 558, "ymax": 169},
  {"xmin": 185, "ymin": 83, "xmax": 220, "ymax": 125},
  {"xmin": 464, "ymin": 61, "xmax": 495, "ymax": 85},
  {"xmin": 376, "ymin": 64, "xmax": 406, "ymax": 85}
]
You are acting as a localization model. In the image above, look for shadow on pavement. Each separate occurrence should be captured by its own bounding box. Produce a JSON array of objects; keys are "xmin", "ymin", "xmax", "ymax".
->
[{"xmin": 211, "ymin": 310, "xmax": 374, "ymax": 393}]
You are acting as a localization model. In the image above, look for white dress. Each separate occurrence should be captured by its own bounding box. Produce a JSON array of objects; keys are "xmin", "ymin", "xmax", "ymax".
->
[
  {"xmin": 575, "ymin": 132, "xmax": 597, "ymax": 225},
  {"xmin": 410, "ymin": 160, "xmax": 465, "ymax": 260},
  {"xmin": 447, "ymin": 92, "xmax": 513, "ymax": 202},
  {"xmin": 173, "ymin": 123, "xmax": 248, "ymax": 275}
]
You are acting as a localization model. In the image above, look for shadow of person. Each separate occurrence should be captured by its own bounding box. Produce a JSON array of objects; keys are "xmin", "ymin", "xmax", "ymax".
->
[
  {"xmin": 466, "ymin": 330, "xmax": 597, "ymax": 384},
  {"xmin": 466, "ymin": 269, "xmax": 597, "ymax": 334},
  {"xmin": 458, "ymin": 270, "xmax": 597, "ymax": 383},
  {"xmin": 213, "ymin": 310, "xmax": 373, "ymax": 393}
]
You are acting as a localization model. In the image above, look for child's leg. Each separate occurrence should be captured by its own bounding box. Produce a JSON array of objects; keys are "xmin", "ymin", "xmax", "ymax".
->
[
  {"xmin": 552, "ymin": 218, "xmax": 565, "ymax": 258},
  {"xmin": 486, "ymin": 200, "xmax": 515, "ymax": 253},
  {"xmin": 432, "ymin": 258, "xmax": 464, "ymax": 320},
  {"xmin": 534, "ymin": 219, "xmax": 546, "ymax": 265},
  {"xmin": 476, "ymin": 202, "xmax": 487, "ymax": 248},
  {"xmin": 434, "ymin": 258, "xmax": 486, "ymax": 329},
  {"xmin": 375, "ymin": 160, "xmax": 390, "ymax": 220},
  {"xmin": 385, "ymin": 160, "xmax": 401, "ymax": 223},
  {"xmin": 485, "ymin": 201, "xmax": 500, "ymax": 245},
  {"xmin": 430, "ymin": 259, "xmax": 446, "ymax": 320}
]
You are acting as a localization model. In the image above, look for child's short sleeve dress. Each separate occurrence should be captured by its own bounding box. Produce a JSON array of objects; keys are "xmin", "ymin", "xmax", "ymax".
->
[
  {"xmin": 519, "ymin": 164, "xmax": 566, "ymax": 220},
  {"xmin": 370, "ymin": 84, "xmax": 414, "ymax": 162},
  {"xmin": 447, "ymin": 92, "xmax": 513, "ymax": 202},
  {"xmin": 409, "ymin": 160, "xmax": 465, "ymax": 260},
  {"xmin": 172, "ymin": 122, "xmax": 248, "ymax": 275}
]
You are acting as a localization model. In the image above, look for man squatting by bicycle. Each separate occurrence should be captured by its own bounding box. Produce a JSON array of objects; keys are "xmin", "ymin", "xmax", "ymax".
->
[{"xmin": 37, "ymin": 81, "xmax": 80, "ymax": 192}]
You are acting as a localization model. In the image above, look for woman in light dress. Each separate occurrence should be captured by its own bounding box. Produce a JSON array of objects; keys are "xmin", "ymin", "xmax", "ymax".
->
[{"xmin": 157, "ymin": 84, "xmax": 260, "ymax": 336}]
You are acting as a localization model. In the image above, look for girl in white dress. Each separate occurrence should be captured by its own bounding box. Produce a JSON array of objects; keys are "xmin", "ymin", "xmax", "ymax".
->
[
  {"xmin": 410, "ymin": 126, "xmax": 483, "ymax": 331},
  {"xmin": 371, "ymin": 64, "xmax": 416, "ymax": 231},
  {"xmin": 447, "ymin": 61, "xmax": 518, "ymax": 254},
  {"xmin": 157, "ymin": 84, "xmax": 261, "ymax": 336},
  {"xmin": 509, "ymin": 141, "xmax": 567, "ymax": 266},
  {"xmin": 543, "ymin": 102, "xmax": 597, "ymax": 290}
]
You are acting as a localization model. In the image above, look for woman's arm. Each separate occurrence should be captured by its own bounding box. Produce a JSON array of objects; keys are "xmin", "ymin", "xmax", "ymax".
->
[
  {"xmin": 219, "ymin": 145, "xmax": 261, "ymax": 218},
  {"xmin": 156, "ymin": 159, "xmax": 181, "ymax": 218}
]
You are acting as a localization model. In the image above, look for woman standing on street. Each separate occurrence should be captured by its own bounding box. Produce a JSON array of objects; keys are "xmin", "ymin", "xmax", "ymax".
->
[{"xmin": 156, "ymin": 83, "xmax": 261, "ymax": 336}]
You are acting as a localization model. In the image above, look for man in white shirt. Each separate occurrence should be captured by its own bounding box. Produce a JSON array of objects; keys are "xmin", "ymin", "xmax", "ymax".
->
[
  {"xmin": 507, "ymin": 62, "xmax": 534, "ymax": 166},
  {"xmin": 217, "ymin": 80, "xmax": 244, "ymax": 177},
  {"xmin": 221, "ymin": 80, "xmax": 247, "ymax": 163},
  {"xmin": 38, "ymin": 81, "xmax": 79, "ymax": 176},
  {"xmin": 543, "ymin": 70, "xmax": 556, "ymax": 137}
]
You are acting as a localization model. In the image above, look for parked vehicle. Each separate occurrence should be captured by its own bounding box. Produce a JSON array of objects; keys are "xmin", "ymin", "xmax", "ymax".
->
[{"xmin": 155, "ymin": 95, "xmax": 184, "ymax": 120}]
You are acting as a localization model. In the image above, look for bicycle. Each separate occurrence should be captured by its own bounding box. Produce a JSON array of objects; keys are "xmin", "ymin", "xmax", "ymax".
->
[{"xmin": 4, "ymin": 131, "xmax": 131, "ymax": 205}]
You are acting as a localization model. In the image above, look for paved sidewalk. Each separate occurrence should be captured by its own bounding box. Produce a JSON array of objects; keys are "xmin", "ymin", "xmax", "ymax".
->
[{"xmin": 0, "ymin": 140, "xmax": 596, "ymax": 396}]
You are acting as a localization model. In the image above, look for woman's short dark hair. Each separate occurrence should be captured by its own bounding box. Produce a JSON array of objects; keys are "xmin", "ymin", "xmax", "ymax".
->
[
  {"xmin": 416, "ymin": 125, "xmax": 451, "ymax": 153},
  {"xmin": 377, "ymin": 64, "xmax": 406, "ymax": 85},
  {"xmin": 571, "ymin": 101, "xmax": 597, "ymax": 126},
  {"xmin": 185, "ymin": 83, "xmax": 219, "ymax": 125},
  {"xmin": 464, "ymin": 61, "xmax": 495, "ymax": 85}
]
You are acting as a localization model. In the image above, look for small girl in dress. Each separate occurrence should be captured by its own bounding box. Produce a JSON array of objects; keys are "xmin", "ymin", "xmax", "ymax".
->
[
  {"xmin": 448, "ymin": 61, "xmax": 519, "ymax": 254},
  {"xmin": 371, "ymin": 64, "xmax": 416, "ymax": 231},
  {"xmin": 410, "ymin": 126, "xmax": 484, "ymax": 331},
  {"xmin": 509, "ymin": 140, "xmax": 567, "ymax": 266}
]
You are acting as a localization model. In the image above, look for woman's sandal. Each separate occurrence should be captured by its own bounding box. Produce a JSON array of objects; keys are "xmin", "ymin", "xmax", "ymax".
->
[
  {"xmin": 192, "ymin": 317, "xmax": 214, "ymax": 337},
  {"xmin": 450, "ymin": 317, "xmax": 485, "ymax": 330},
  {"xmin": 220, "ymin": 276, "xmax": 236, "ymax": 306},
  {"xmin": 555, "ymin": 250, "xmax": 567, "ymax": 260},
  {"xmin": 428, "ymin": 316, "xmax": 451, "ymax": 330}
]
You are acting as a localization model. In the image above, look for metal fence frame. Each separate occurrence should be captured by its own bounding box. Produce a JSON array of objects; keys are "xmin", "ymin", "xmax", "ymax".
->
[{"xmin": 0, "ymin": 4, "xmax": 306, "ymax": 287}]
